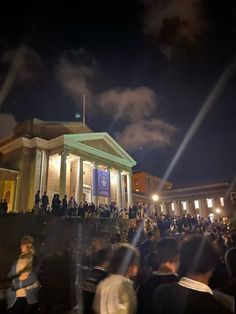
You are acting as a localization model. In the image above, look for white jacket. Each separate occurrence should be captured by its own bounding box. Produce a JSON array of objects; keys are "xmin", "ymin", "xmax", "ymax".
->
[{"xmin": 93, "ymin": 274, "xmax": 136, "ymax": 314}]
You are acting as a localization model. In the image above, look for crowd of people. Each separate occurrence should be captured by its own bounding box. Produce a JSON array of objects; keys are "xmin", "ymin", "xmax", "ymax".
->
[
  {"xmin": 2, "ymin": 216, "xmax": 236, "ymax": 314},
  {"xmin": 33, "ymin": 190, "xmax": 148, "ymax": 219},
  {"xmin": 0, "ymin": 199, "xmax": 8, "ymax": 215},
  {"xmin": 81, "ymin": 221, "xmax": 236, "ymax": 314},
  {"xmin": 2, "ymin": 189, "xmax": 236, "ymax": 313}
]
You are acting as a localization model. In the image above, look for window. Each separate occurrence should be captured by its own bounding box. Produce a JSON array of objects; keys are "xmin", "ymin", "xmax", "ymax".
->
[
  {"xmin": 171, "ymin": 202, "xmax": 175, "ymax": 211},
  {"xmin": 194, "ymin": 200, "xmax": 200, "ymax": 209},
  {"xmin": 220, "ymin": 197, "xmax": 224, "ymax": 207},
  {"xmin": 182, "ymin": 201, "xmax": 187, "ymax": 210},
  {"xmin": 207, "ymin": 198, "xmax": 213, "ymax": 208},
  {"xmin": 231, "ymin": 192, "xmax": 236, "ymax": 204}
]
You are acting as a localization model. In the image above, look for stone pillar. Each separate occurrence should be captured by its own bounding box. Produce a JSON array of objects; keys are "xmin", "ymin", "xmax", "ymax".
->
[
  {"xmin": 41, "ymin": 150, "xmax": 48, "ymax": 193},
  {"xmin": 92, "ymin": 162, "xmax": 98, "ymax": 206},
  {"xmin": 105, "ymin": 167, "xmax": 111, "ymax": 206},
  {"xmin": 174, "ymin": 201, "xmax": 181, "ymax": 216},
  {"xmin": 116, "ymin": 170, "xmax": 122, "ymax": 208},
  {"xmin": 39, "ymin": 150, "xmax": 46, "ymax": 193},
  {"xmin": 121, "ymin": 173, "xmax": 126, "ymax": 208},
  {"xmin": 199, "ymin": 199, "xmax": 206, "ymax": 218},
  {"xmin": 59, "ymin": 151, "xmax": 68, "ymax": 198},
  {"xmin": 13, "ymin": 174, "xmax": 20, "ymax": 212},
  {"xmin": 127, "ymin": 171, "xmax": 133, "ymax": 208},
  {"xmin": 77, "ymin": 158, "xmax": 84, "ymax": 204},
  {"xmin": 162, "ymin": 202, "xmax": 167, "ymax": 215},
  {"xmin": 187, "ymin": 200, "xmax": 195, "ymax": 216}
]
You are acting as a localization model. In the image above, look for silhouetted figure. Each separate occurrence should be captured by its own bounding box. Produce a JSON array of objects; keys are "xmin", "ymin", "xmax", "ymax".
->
[
  {"xmin": 34, "ymin": 190, "xmax": 41, "ymax": 215},
  {"xmin": 82, "ymin": 249, "xmax": 109, "ymax": 314},
  {"xmin": 41, "ymin": 191, "xmax": 49, "ymax": 215}
]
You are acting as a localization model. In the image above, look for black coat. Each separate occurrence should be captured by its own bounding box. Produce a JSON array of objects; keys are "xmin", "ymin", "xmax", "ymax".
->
[{"xmin": 152, "ymin": 282, "xmax": 232, "ymax": 314}]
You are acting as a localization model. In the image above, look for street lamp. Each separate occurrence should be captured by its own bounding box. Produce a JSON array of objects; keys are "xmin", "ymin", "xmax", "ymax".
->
[{"xmin": 152, "ymin": 194, "xmax": 159, "ymax": 217}]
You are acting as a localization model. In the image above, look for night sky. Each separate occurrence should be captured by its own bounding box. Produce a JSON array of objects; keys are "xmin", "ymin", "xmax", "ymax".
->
[{"xmin": 0, "ymin": 1, "xmax": 236, "ymax": 186}]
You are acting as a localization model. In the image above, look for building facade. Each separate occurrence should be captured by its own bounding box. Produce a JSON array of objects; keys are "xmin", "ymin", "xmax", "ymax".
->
[
  {"xmin": 0, "ymin": 119, "xmax": 136, "ymax": 211},
  {"xmin": 132, "ymin": 173, "xmax": 236, "ymax": 219}
]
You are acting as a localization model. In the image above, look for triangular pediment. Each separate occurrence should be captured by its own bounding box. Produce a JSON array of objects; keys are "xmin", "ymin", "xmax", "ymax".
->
[
  {"xmin": 79, "ymin": 139, "xmax": 121, "ymax": 158},
  {"xmin": 63, "ymin": 133, "xmax": 136, "ymax": 167}
]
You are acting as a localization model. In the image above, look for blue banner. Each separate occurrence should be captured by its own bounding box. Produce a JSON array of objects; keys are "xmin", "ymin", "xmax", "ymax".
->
[{"xmin": 93, "ymin": 169, "xmax": 110, "ymax": 197}]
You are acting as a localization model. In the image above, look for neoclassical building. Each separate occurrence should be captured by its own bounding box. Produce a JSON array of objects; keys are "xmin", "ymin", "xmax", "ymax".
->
[{"xmin": 0, "ymin": 119, "xmax": 136, "ymax": 211}]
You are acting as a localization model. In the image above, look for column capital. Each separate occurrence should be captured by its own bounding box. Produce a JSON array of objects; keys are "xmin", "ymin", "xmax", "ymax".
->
[{"xmin": 59, "ymin": 149, "xmax": 70, "ymax": 157}]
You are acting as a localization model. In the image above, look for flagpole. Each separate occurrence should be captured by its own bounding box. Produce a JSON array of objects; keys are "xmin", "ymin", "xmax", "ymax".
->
[{"xmin": 83, "ymin": 94, "xmax": 86, "ymax": 125}]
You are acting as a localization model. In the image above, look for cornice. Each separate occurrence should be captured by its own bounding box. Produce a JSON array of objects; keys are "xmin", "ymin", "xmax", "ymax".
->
[
  {"xmin": 64, "ymin": 132, "xmax": 137, "ymax": 165},
  {"xmin": 64, "ymin": 137, "xmax": 135, "ymax": 168},
  {"xmin": 0, "ymin": 137, "xmax": 49, "ymax": 154}
]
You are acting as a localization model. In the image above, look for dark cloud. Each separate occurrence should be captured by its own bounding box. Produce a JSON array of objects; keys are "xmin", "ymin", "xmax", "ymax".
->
[{"xmin": 144, "ymin": 0, "xmax": 205, "ymax": 58}]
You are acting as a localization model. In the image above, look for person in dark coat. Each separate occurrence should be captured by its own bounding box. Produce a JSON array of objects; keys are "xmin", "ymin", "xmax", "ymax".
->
[
  {"xmin": 41, "ymin": 191, "xmax": 49, "ymax": 215},
  {"xmin": 152, "ymin": 235, "xmax": 232, "ymax": 314},
  {"xmin": 219, "ymin": 247, "xmax": 236, "ymax": 313},
  {"xmin": 138, "ymin": 231, "xmax": 155, "ymax": 266},
  {"xmin": 82, "ymin": 249, "xmax": 109, "ymax": 314},
  {"xmin": 137, "ymin": 238, "xmax": 179, "ymax": 314}
]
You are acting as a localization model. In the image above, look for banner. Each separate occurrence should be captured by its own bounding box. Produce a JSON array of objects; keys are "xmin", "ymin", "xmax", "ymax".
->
[{"xmin": 93, "ymin": 169, "xmax": 110, "ymax": 197}]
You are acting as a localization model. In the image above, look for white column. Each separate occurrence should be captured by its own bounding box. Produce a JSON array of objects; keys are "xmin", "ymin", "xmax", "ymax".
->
[
  {"xmin": 41, "ymin": 150, "xmax": 49, "ymax": 193},
  {"xmin": 59, "ymin": 151, "xmax": 68, "ymax": 197},
  {"xmin": 121, "ymin": 173, "xmax": 126, "ymax": 208},
  {"xmin": 13, "ymin": 174, "xmax": 20, "ymax": 212},
  {"xmin": 105, "ymin": 167, "xmax": 111, "ymax": 206},
  {"xmin": 39, "ymin": 150, "xmax": 46, "ymax": 193},
  {"xmin": 127, "ymin": 171, "xmax": 133, "ymax": 208},
  {"xmin": 174, "ymin": 201, "xmax": 181, "ymax": 216},
  {"xmin": 92, "ymin": 162, "xmax": 98, "ymax": 206},
  {"xmin": 116, "ymin": 170, "xmax": 122, "ymax": 208},
  {"xmin": 77, "ymin": 157, "xmax": 84, "ymax": 204},
  {"xmin": 199, "ymin": 199, "xmax": 206, "ymax": 218}
]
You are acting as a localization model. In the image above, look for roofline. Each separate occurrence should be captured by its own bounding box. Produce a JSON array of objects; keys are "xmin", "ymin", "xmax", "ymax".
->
[{"xmin": 0, "ymin": 167, "xmax": 19, "ymax": 173}]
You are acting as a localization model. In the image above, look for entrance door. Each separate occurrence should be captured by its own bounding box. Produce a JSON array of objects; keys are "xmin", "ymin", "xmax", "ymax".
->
[{"xmin": 83, "ymin": 187, "xmax": 91, "ymax": 203}]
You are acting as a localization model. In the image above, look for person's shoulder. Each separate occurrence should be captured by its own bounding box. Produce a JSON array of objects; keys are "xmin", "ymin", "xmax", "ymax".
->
[{"xmin": 153, "ymin": 281, "xmax": 179, "ymax": 297}]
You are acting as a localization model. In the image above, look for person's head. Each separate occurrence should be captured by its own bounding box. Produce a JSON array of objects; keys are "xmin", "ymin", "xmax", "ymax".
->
[
  {"xmin": 93, "ymin": 249, "xmax": 109, "ymax": 268},
  {"xmin": 37, "ymin": 190, "xmax": 40, "ymax": 194},
  {"xmin": 20, "ymin": 235, "xmax": 34, "ymax": 254},
  {"xmin": 225, "ymin": 247, "xmax": 236, "ymax": 279},
  {"xmin": 154, "ymin": 238, "xmax": 179, "ymax": 272},
  {"xmin": 146, "ymin": 230, "xmax": 154, "ymax": 241},
  {"xmin": 108, "ymin": 245, "xmax": 140, "ymax": 279},
  {"xmin": 178, "ymin": 235, "xmax": 219, "ymax": 282},
  {"xmin": 44, "ymin": 191, "xmax": 47, "ymax": 195}
]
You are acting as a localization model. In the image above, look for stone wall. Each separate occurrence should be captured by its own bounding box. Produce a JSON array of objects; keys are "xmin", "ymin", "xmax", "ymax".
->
[{"xmin": 0, "ymin": 215, "xmax": 129, "ymax": 314}]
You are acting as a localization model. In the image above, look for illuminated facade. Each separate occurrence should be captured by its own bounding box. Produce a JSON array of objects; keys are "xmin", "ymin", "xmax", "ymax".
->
[
  {"xmin": 0, "ymin": 119, "xmax": 136, "ymax": 211},
  {"xmin": 133, "ymin": 181, "xmax": 236, "ymax": 219}
]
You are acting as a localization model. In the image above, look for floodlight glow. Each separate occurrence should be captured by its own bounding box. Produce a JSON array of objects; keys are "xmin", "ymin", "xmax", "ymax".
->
[
  {"xmin": 152, "ymin": 194, "xmax": 159, "ymax": 202},
  {"xmin": 216, "ymin": 208, "xmax": 221, "ymax": 214}
]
